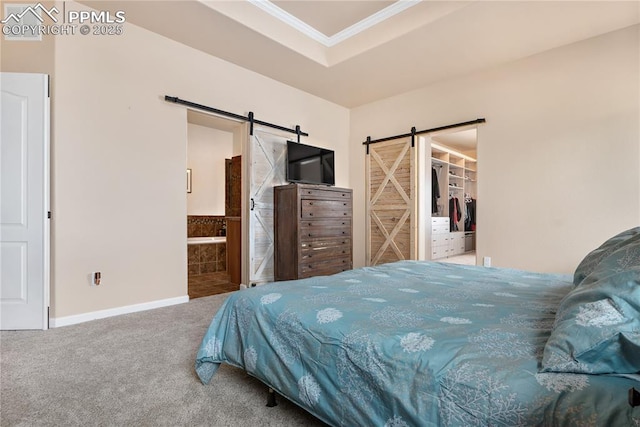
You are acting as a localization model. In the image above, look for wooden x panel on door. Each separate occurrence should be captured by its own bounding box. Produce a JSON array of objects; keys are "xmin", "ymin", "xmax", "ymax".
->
[{"xmin": 366, "ymin": 138, "xmax": 415, "ymax": 266}]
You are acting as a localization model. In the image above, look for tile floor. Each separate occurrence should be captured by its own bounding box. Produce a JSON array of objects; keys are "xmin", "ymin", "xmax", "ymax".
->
[
  {"xmin": 440, "ymin": 252, "xmax": 477, "ymax": 266},
  {"xmin": 188, "ymin": 272, "xmax": 238, "ymax": 299}
]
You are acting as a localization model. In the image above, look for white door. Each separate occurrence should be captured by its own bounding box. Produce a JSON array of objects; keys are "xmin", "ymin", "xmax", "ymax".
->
[
  {"xmin": 246, "ymin": 128, "xmax": 288, "ymax": 285},
  {"xmin": 1, "ymin": 73, "xmax": 50, "ymax": 330}
]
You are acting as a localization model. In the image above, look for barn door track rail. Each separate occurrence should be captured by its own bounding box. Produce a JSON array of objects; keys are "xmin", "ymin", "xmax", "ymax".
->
[
  {"xmin": 164, "ymin": 95, "xmax": 308, "ymax": 141},
  {"xmin": 363, "ymin": 118, "xmax": 485, "ymax": 154}
]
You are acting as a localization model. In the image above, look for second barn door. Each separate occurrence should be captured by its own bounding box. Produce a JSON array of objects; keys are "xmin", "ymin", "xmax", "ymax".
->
[{"xmin": 366, "ymin": 137, "xmax": 415, "ymax": 266}]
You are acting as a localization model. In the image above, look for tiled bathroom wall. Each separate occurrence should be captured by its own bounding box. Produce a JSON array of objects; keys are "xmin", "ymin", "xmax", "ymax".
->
[{"xmin": 187, "ymin": 215, "xmax": 226, "ymax": 237}]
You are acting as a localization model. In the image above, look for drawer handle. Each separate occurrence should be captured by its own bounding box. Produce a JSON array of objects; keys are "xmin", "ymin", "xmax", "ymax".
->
[
  {"xmin": 342, "ymin": 231, "xmax": 345, "ymax": 234},
  {"xmin": 343, "ymin": 213, "xmax": 347, "ymax": 215},
  {"xmin": 308, "ymin": 233, "xmax": 312, "ymax": 237},
  {"xmin": 343, "ymin": 203, "xmax": 347, "ymax": 206},
  {"xmin": 309, "ymin": 213, "xmax": 313, "ymax": 216},
  {"xmin": 309, "ymin": 202, "xmax": 313, "ymax": 205},
  {"xmin": 342, "ymin": 250, "xmax": 345, "ymax": 254},
  {"xmin": 308, "ymin": 223, "xmax": 313, "ymax": 226},
  {"xmin": 342, "ymin": 241, "xmax": 346, "ymax": 244},
  {"xmin": 342, "ymin": 222, "xmax": 345, "ymax": 225}
]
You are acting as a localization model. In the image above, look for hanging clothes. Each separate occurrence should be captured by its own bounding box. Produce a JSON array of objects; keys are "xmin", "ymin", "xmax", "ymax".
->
[
  {"xmin": 431, "ymin": 167, "xmax": 440, "ymax": 214},
  {"xmin": 465, "ymin": 197, "xmax": 476, "ymax": 231},
  {"xmin": 449, "ymin": 196, "xmax": 461, "ymax": 231}
]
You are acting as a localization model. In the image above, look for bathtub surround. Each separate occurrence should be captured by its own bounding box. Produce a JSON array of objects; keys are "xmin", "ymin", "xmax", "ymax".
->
[
  {"xmin": 188, "ymin": 240, "xmax": 226, "ymax": 276},
  {"xmin": 187, "ymin": 215, "xmax": 227, "ymax": 275},
  {"xmin": 187, "ymin": 215, "xmax": 232, "ymax": 298}
]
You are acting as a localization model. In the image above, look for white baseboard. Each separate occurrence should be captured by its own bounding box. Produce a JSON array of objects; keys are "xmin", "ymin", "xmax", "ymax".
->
[{"xmin": 50, "ymin": 295, "xmax": 189, "ymax": 328}]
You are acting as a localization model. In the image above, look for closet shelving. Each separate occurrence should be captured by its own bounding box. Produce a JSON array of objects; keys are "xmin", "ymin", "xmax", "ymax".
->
[{"xmin": 430, "ymin": 143, "xmax": 477, "ymax": 260}]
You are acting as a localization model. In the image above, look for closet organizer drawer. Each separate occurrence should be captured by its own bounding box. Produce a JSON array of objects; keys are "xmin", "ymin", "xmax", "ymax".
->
[
  {"xmin": 432, "ymin": 234, "xmax": 449, "ymax": 246},
  {"xmin": 301, "ymin": 200, "xmax": 351, "ymax": 218},
  {"xmin": 431, "ymin": 217, "xmax": 450, "ymax": 234},
  {"xmin": 299, "ymin": 257, "xmax": 351, "ymax": 279},
  {"xmin": 431, "ymin": 217, "xmax": 449, "ymax": 226},
  {"xmin": 432, "ymin": 225, "xmax": 450, "ymax": 234},
  {"xmin": 432, "ymin": 246, "xmax": 449, "ymax": 259},
  {"xmin": 301, "ymin": 220, "xmax": 350, "ymax": 238},
  {"xmin": 301, "ymin": 238, "xmax": 351, "ymax": 262}
]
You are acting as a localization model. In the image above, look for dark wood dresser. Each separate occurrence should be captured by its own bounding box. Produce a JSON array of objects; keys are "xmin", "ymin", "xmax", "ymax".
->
[{"xmin": 274, "ymin": 183, "xmax": 353, "ymax": 281}]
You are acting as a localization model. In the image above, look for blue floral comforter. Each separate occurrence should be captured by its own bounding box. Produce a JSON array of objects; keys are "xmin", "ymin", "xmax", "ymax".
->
[{"xmin": 196, "ymin": 261, "xmax": 640, "ymax": 426}]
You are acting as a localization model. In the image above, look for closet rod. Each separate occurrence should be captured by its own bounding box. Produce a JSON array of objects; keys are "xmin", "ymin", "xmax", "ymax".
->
[
  {"xmin": 164, "ymin": 96, "xmax": 309, "ymax": 138},
  {"xmin": 363, "ymin": 118, "xmax": 485, "ymax": 152}
]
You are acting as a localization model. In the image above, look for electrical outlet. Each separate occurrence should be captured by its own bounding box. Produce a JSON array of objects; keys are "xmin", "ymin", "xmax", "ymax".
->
[{"xmin": 483, "ymin": 257, "xmax": 491, "ymax": 267}]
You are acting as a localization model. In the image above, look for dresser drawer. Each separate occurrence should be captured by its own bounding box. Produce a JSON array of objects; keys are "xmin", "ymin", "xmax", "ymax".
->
[
  {"xmin": 301, "ymin": 199, "xmax": 351, "ymax": 218},
  {"xmin": 299, "ymin": 188, "xmax": 351, "ymax": 201},
  {"xmin": 300, "ymin": 220, "xmax": 350, "ymax": 238},
  {"xmin": 301, "ymin": 238, "xmax": 350, "ymax": 262},
  {"xmin": 299, "ymin": 256, "xmax": 351, "ymax": 278}
]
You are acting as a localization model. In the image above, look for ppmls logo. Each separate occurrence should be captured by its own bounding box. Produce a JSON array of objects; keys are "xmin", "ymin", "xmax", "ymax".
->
[
  {"xmin": 2, "ymin": 2, "xmax": 125, "ymax": 40},
  {"xmin": 1, "ymin": 3, "xmax": 59, "ymax": 24}
]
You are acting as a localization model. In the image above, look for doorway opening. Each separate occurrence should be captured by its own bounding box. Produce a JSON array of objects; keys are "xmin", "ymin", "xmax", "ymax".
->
[
  {"xmin": 186, "ymin": 110, "xmax": 243, "ymax": 298},
  {"xmin": 425, "ymin": 127, "xmax": 478, "ymax": 266}
]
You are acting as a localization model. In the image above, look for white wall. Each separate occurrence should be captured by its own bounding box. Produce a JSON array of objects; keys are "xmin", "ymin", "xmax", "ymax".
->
[
  {"xmin": 350, "ymin": 25, "xmax": 640, "ymax": 274},
  {"xmin": 1, "ymin": 1, "xmax": 349, "ymax": 318},
  {"xmin": 187, "ymin": 124, "xmax": 233, "ymax": 215}
]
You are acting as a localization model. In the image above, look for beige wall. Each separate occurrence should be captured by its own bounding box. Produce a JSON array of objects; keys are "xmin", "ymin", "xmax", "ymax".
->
[
  {"xmin": 3, "ymin": 1, "xmax": 637, "ymax": 319},
  {"xmin": 0, "ymin": 2, "xmax": 55, "ymax": 75},
  {"xmin": 187, "ymin": 124, "xmax": 233, "ymax": 216},
  {"xmin": 3, "ymin": 1, "xmax": 349, "ymax": 318},
  {"xmin": 350, "ymin": 25, "xmax": 640, "ymax": 274}
]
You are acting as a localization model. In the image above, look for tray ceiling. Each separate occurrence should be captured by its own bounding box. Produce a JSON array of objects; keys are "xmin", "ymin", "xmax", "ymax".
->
[{"xmin": 81, "ymin": 1, "xmax": 640, "ymax": 108}]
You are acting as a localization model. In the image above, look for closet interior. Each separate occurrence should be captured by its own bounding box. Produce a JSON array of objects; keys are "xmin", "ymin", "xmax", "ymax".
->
[{"xmin": 429, "ymin": 131, "xmax": 477, "ymax": 261}]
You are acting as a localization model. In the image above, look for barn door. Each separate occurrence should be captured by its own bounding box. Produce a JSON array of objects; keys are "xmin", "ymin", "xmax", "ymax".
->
[
  {"xmin": 366, "ymin": 138, "xmax": 415, "ymax": 266},
  {"xmin": 246, "ymin": 127, "xmax": 288, "ymax": 285}
]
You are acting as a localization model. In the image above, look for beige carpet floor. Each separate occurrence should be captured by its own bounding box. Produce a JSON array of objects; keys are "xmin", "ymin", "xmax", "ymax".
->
[{"xmin": 1, "ymin": 293, "xmax": 327, "ymax": 426}]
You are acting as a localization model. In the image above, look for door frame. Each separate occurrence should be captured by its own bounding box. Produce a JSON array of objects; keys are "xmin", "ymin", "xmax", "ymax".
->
[
  {"xmin": 417, "ymin": 124, "xmax": 479, "ymax": 264},
  {"xmin": 43, "ymin": 76, "xmax": 51, "ymax": 330}
]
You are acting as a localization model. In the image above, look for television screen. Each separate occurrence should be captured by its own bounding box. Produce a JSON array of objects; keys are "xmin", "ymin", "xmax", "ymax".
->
[{"xmin": 286, "ymin": 141, "xmax": 335, "ymax": 186}]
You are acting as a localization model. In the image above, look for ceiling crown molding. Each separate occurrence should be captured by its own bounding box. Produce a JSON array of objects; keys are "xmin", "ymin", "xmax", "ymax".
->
[{"xmin": 247, "ymin": 0, "xmax": 421, "ymax": 47}]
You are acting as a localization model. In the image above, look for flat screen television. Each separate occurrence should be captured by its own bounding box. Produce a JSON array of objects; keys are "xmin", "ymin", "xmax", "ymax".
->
[{"xmin": 286, "ymin": 141, "xmax": 335, "ymax": 186}]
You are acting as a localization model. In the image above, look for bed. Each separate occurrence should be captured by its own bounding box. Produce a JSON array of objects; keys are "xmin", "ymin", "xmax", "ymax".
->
[{"xmin": 196, "ymin": 228, "xmax": 640, "ymax": 426}]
